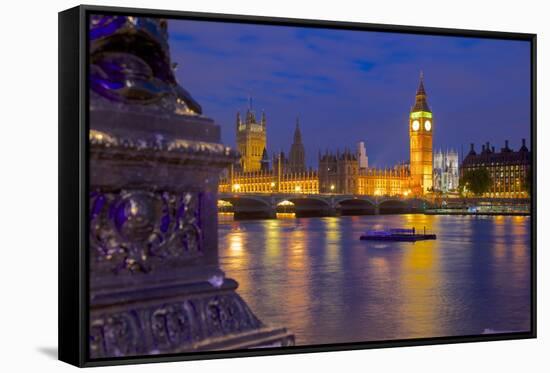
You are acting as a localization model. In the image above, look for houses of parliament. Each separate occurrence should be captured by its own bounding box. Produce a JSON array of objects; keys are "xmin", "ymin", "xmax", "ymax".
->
[{"xmin": 219, "ymin": 74, "xmax": 434, "ymax": 196}]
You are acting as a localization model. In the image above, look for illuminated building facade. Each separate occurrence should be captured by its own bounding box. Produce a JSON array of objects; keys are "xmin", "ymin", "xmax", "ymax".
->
[
  {"xmin": 433, "ymin": 149, "xmax": 459, "ymax": 193},
  {"xmin": 357, "ymin": 165, "xmax": 411, "ymax": 196},
  {"xmin": 219, "ymin": 164, "xmax": 319, "ymax": 194},
  {"xmin": 220, "ymin": 118, "xmax": 319, "ymax": 193},
  {"xmin": 409, "ymin": 72, "xmax": 434, "ymax": 194},
  {"xmin": 221, "ymin": 74, "xmax": 436, "ymax": 197},
  {"xmin": 236, "ymin": 105, "xmax": 267, "ymax": 172},
  {"xmin": 460, "ymin": 140, "xmax": 531, "ymax": 198},
  {"xmin": 318, "ymin": 150, "xmax": 359, "ymax": 194}
]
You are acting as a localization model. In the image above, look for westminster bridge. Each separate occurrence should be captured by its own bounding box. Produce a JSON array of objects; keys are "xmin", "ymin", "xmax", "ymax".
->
[{"xmin": 218, "ymin": 193, "xmax": 434, "ymax": 219}]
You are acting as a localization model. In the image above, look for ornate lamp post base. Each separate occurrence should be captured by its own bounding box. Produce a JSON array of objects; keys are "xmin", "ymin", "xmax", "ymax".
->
[{"xmin": 90, "ymin": 279, "xmax": 293, "ymax": 358}]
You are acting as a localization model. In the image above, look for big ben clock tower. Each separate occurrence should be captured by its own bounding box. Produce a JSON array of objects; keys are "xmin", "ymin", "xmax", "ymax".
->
[{"xmin": 409, "ymin": 72, "xmax": 433, "ymax": 195}]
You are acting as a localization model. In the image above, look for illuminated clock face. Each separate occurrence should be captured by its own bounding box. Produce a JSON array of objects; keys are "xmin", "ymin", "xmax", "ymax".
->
[
  {"xmin": 424, "ymin": 120, "xmax": 432, "ymax": 131},
  {"xmin": 412, "ymin": 120, "xmax": 420, "ymax": 131}
]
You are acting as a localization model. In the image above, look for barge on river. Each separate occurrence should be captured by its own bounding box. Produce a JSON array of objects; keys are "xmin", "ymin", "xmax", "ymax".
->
[{"xmin": 360, "ymin": 228, "xmax": 436, "ymax": 242}]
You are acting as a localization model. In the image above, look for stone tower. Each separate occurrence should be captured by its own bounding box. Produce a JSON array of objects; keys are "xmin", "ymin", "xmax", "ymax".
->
[
  {"xmin": 357, "ymin": 141, "xmax": 368, "ymax": 170},
  {"xmin": 236, "ymin": 100, "xmax": 267, "ymax": 172},
  {"xmin": 289, "ymin": 117, "xmax": 306, "ymax": 173},
  {"xmin": 409, "ymin": 72, "xmax": 433, "ymax": 194},
  {"xmin": 318, "ymin": 149, "xmax": 358, "ymax": 194}
]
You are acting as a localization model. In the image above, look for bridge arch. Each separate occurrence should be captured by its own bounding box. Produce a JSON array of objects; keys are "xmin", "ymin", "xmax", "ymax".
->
[
  {"xmin": 218, "ymin": 195, "xmax": 274, "ymax": 219},
  {"xmin": 218, "ymin": 196, "xmax": 271, "ymax": 208},
  {"xmin": 378, "ymin": 198, "xmax": 409, "ymax": 214},
  {"xmin": 336, "ymin": 197, "xmax": 377, "ymax": 215},
  {"xmin": 284, "ymin": 196, "xmax": 331, "ymax": 207},
  {"xmin": 279, "ymin": 195, "xmax": 334, "ymax": 217},
  {"xmin": 274, "ymin": 199, "xmax": 295, "ymax": 214}
]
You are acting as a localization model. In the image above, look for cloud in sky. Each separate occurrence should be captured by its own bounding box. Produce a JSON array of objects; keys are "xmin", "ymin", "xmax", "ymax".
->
[{"xmin": 168, "ymin": 19, "xmax": 531, "ymax": 168}]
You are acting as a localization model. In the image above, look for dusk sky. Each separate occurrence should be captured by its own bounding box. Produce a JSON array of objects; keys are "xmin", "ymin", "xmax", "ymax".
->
[{"xmin": 168, "ymin": 19, "xmax": 531, "ymax": 168}]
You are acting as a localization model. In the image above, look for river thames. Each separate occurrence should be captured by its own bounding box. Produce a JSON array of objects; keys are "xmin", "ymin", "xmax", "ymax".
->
[{"xmin": 218, "ymin": 213, "xmax": 531, "ymax": 346}]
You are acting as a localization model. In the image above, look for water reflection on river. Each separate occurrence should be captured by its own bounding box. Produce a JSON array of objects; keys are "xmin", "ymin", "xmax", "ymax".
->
[{"xmin": 218, "ymin": 213, "xmax": 531, "ymax": 346}]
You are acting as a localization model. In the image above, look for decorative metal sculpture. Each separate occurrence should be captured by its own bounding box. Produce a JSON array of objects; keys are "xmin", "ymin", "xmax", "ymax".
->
[
  {"xmin": 90, "ymin": 15, "xmax": 202, "ymax": 114},
  {"xmin": 89, "ymin": 293, "xmax": 268, "ymax": 358},
  {"xmin": 89, "ymin": 190, "xmax": 203, "ymax": 274}
]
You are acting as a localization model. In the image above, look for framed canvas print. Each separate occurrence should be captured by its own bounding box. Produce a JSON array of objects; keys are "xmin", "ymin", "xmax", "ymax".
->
[{"xmin": 58, "ymin": 4, "xmax": 536, "ymax": 367}]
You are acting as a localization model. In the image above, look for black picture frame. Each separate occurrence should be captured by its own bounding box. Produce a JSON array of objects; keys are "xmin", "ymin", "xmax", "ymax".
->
[{"xmin": 59, "ymin": 4, "xmax": 537, "ymax": 367}]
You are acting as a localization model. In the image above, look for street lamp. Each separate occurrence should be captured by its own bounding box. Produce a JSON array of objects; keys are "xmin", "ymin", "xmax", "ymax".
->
[
  {"xmin": 295, "ymin": 185, "xmax": 302, "ymax": 193},
  {"xmin": 233, "ymin": 183, "xmax": 241, "ymax": 192},
  {"xmin": 330, "ymin": 184, "xmax": 335, "ymax": 192}
]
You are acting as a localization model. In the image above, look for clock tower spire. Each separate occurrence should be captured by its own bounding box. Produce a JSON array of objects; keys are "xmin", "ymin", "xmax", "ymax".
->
[{"xmin": 409, "ymin": 71, "xmax": 433, "ymax": 195}]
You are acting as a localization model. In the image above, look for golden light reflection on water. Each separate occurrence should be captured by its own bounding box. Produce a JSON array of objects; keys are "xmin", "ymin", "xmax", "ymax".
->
[
  {"xmin": 493, "ymin": 216, "xmax": 529, "ymax": 256},
  {"xmin": 285, "ymin": 219, "xmax": 312, "ymax": 330},
  {"xmin": 493, "ymin": 215, "xmax": 507, "ymax": 260},
  {"xmin": 229, "ymin": 233, "xmax": 243, "ymax": 253},
  {"xmin": 224, "ymin": 226, "xmax": 251, "ymax": 294},
  {"xmin": 511, "ymin": 217, "xmax": 530, "ymax": 293},
  {"xmin": 398, "ymin": 214, "xmax": 443, "ymax": 337},
  {"xmin": 265, "ymin": 219, "xmax": 281, "ymax": 262},
  {"xmin": 512, "ymin": 216, "xmax": 529, "ymax": 259},
  {"xmin": 218, "ymin": 213, "xmax": 531, "ymax": 345},
  {"xmin": 492, "ymin": 216, "xmax": 530, "ymax": 294},
  {"xmin": 276, "ymin": 212, "xmax": 296, "ymax": 219},
  {"xmin": 324, "ymin": 217, "xmax": 341, "ymax": 268},
  {"xmin": 244, "ymin": 220, "xmax": 280, "ymax": 314}
]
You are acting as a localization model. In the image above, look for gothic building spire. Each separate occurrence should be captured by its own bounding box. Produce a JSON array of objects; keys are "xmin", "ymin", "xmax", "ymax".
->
[
  {"xmin": 261, "ymin": 111, "xmax": 267, "ymax": 127},
  {"xmin": 245, "ymin": 94, "xmax": 257, "ymax": 123},
  {"xmin": 293, "ymin": 117, "xmax": 303, "ymax": 144},
  {"xmin": 417, "ymin": 71, "xmax": 426, "ymax": 95},
  {"xmin": 289, "ymin": 116, "xmax": 306, "ymax": 173},
  {"xmin": 412, "ymin": 71, "xmax": 431, "ymax": 112}
]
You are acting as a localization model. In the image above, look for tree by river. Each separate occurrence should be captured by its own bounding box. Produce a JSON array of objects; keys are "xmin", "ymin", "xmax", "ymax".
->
[{"xmin": 459, "ymin": 168, "xmax": 492, "ymax": 196}]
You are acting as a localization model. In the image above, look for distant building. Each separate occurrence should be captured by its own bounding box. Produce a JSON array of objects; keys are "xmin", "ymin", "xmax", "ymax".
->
[
  {"xmin": 221, "ymin": 111, "xmax": 318, "ymax": 194},
  {"xmin": 317, "ymin": 149, "xmax": 410, "ymax": 196},
  {"xmin": 220, "ymin": 149, "xmax": 318, "ymax": 194},
  {"xmin": 433, "ymin": 149, "xmax": 459, "ymax": 193},
  {"xmin": 221, "ymin": 73, "xmax": 438, "ymax": 197},
  {"xmin": 357, "ymin": 166, "xmax": 410, "ymax": 196},
  {"xmin": 460, "ymin": 139, "xmax": 530, "ymax": 198},
  {"xmin": 357, "ymin": 141, "xmax": 368, "ymax": 170},
  {"xmin": 288, "ymin": 118, "xmax": 306, "ymax": 173},
  {"xmin": 236, "ymin": 104, "xmax": 267, "ymax": 172},
  {"xmin": 409, "ymin": 72, "xmax": 434, "ymax": 194},
  {"xmin": 318, "ymin": 149, "xmax": 359, "ymax": 194}
]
